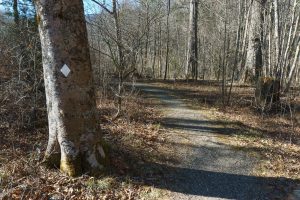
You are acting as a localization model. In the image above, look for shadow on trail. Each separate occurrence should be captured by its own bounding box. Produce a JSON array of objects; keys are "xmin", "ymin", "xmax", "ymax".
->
[
  {"xmin": 161, "ymin": 118, "xmax": 239, "ymax": 134},
  {"xmin": 110, "ymin": 143, "xmax": 298, "ymax": 200},
  {"xmin": 139, "ymin": 162, "xmax": 296, "ymax": 200}
]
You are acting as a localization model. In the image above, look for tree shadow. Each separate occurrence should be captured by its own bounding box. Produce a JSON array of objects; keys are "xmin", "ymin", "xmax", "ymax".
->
[
  {"xmin": 161, "ymin": 118, "xmax": 239, "ymax": 134},
  {"xmin": 108, "ymin": 139, "xmax": 298, "ymax": 200},
  {"xmin": 141, "ymin": 163, "xmax": 296, "ymax": 200},
  {"xmin": 105, "ymin": 111, "xmax": 299, "ymax": 199},
  {"xmin": 109, "ymin": 82, "xmax": 300, "ymax": 199}
]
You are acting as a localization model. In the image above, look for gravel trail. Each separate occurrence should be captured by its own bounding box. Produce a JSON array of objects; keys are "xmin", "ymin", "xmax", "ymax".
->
[{"xmin": 135, "ymin": 82, "xmax": 283, "ymax": 200}]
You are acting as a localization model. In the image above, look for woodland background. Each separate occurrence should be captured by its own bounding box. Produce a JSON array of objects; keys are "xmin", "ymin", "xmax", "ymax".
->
[{"xmin": 0, "ymin": 0, "xmax": 300, "ymax": 199}]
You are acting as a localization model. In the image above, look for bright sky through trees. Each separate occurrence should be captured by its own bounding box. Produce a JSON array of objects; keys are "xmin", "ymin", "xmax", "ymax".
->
[
  {"xmin": 83, "ymin": 0, "xmax": 101, "ymax": 14},
  {"xmin": 0, "ymin": 0, "xmax": 101, "ymax": 15}
]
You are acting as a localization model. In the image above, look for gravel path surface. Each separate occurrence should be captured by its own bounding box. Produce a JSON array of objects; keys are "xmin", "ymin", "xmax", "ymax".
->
[{"xmin": 135, "ymin": 82, "xmax": 279, "ymax": 200}]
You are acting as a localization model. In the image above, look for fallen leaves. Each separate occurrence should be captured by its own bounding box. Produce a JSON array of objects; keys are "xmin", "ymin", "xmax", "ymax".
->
[{"xmin": 0, "ymin": 90, "xmax": 167, "ymax": 199}]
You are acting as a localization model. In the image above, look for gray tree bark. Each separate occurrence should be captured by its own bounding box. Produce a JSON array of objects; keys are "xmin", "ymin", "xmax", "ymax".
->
[
  {"xmin": 185, "ymin": 0, "xmax": 199, "ymax": 80},
  {"xmin": 227, "ymin": 0, "xmax": 242, "ymax": 105},
  {"xmin": 164, "ymin": 0, "xmax": 171, "ymax": 80},
  {"xmin": 245, "ymin": 0, "xmax": 264, "ymax": 82},
  {"xmin": 273, "ymin": 0, "xmax": 281, "ymax": 75},
  {"xmin": 35, "ymin": 0, "xmax": 107, "ymax": 176},
  {"xmin": 285, "ymin": 38, "xmax": 300, "ymax": 92},
  {"xmin": 13, "ymin": 0, "xmax": 19, "ymax": 25}
]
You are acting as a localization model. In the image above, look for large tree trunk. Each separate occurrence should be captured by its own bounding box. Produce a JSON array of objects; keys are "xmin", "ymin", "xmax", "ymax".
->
[{"xmin": 35, "ymin": 0, "xmax": 107, "ymax": 176}]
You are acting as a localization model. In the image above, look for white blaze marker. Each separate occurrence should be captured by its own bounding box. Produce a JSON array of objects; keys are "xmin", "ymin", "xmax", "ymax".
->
[{"xmin": 60, "ymin": 64, "xmax": 71, "ymax": 77}]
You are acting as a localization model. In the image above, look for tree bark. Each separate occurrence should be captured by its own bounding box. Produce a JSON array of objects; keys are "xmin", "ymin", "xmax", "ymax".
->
[
  {"xmin": 273, "ymin": 0, "xmax": 281, "ymax": 76},
  {"xmin": 245, "ymin": 0, "xmax": 264, "ymax": 83},
  {"xmin": 282, "ymin": 1, "xmax": 299, "ymax": 86},
  {"xmin": 145, "ymin": 3, "xmax": 150, "ymax": 71},
  {"xmin": 239, "ymin": 0, "xmax": 251, "ymax": 82},
  {"xmin": 158, "ymin": 21, "xmax": 163, "ymax": 78},
  {"xmin": 186, "ymin": 0, "xmax": 199, "ymax": 80},
  {"xmin": 152, "ymin": 23, "xmax": 157, "ymax": 78},
  {"xmin": 285, "ymin": 38, "xmax": 300, "ymax": 92},
  {"xmin": 267, "ymin": 3, "xmax": 272, "ymax": 77},
  {"xmin": 222, "ymin": 0, "xmax": 228, "ymax": 106},
  {"xmin": 164, "ymin": 0, "xmax": 171, "ymax": 80},
  {"xmin": 227, "ymin": 0, "xmax": 242, "ymax": 105},
  {"xmin": 13, "ymin": 0, "xmax": 19, "ymax": 25},
  {"xmin": 35, "ymin": 0, "xmax": 107, "ymax": 176}
]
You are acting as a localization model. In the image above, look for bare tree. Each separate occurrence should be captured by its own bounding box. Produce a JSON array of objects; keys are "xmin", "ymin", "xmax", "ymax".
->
[
  {"xmin": 273, "ymin": 0, "xmax": 280, "ymax": 75},
  {"xmin": 164, "ymin": 0, "xmax": 171, "ymax": 80},
  {"xmin": 285, "ymin": 37, "xmax": 300, "ymax": 92},
  {"xmin": 13, "ymin": 0, "xmax": 19, "ymax": 25},
  {"xmin": 185, "ymin": 0, "xmax": 199, "ymax": 80},
  {"xmin": 245, "ymin": 0, "xmax": 264, "ymax": 82}
]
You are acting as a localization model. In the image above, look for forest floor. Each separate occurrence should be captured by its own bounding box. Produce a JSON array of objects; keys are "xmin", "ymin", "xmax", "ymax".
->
[
  {"xmin": 1, "ymin": 79, "xmax": 300, "ymax": 199},
  {"xmin": 0, "ymin": 83, "xmax": 171, "ymax": 199}
]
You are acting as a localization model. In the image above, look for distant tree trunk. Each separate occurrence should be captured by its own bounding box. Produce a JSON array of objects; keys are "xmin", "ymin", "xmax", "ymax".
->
[
  {"xmin": 164, "ymin": 0, "xmax": 170, "ymax": 80},
  {"xmin": 285, "ymin": 38, "xmax": 300, "ymax": 92},
  {"xmin": 152, "ymin": 24, "xmax": 157, "ymax": 78},
  {"xmin": 186, "ymin": 0, "xmax": 199, "ymax": 80},
  {"xmin": 245, "ymin": 0, "xmax": 263, "ymax": 83},
  {"xmin": 217, "ymin": 49, "xmax": 222, "ymax": 81},
  {"xmin": 283, "ymin": 13, "xmax": 299, "ymax": 69},
  {"xmin": 282, "ymin": 1, "xmax": 299, "ymax": 87},
  {"xmin": 185, "ymin": 0, "xmax": 193, "ymax": 78},
  {"xmin": 158, "ymin": 21, "xmax": 163, "ymax": 78},
  {"xmin": 244, "ymin": 0, "xmax": 280, "ymax": 109},
  {"xmin": 273, "ymin": 0, "xmax": 280, "ymax": 76},
  {"xmin": 239, "ymin": 0, "xmax": 251, "ymax": 82},
  {"xmin": 267, "ymin": 3, "xmax": 272, "ymax": 77},
  {"xmin": 145, "ymin": 3, "xmax": 150, "ymax": 71},
  {"xmin": 222, "ymin": 0, "xmax": 228, "ymax": 106},
  {"xmin": 193, "ymin": 0, "xmax": 199, "ymax": 80},
  {"xmin": 13, "ymin": 0, "xmax": 19, "ymax": 25},
  {"xmin": 35, "ymin": 0, "xmax": 107, "ymax": 176},
  {"xmin": 202, "ymin": 37, "xmax": 206, "ymax": 80},
  {"xmin": 227, "ymin": 0, "xmax": 242, "ymax": 105},
  {"xmin": 112, "ymin": 0, "xmax": 126, "ymax": 118}
]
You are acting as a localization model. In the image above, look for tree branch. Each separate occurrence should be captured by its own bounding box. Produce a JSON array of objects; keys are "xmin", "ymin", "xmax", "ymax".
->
[{"xmin": 90, "ymin": 0, "xmax": 113, "ymax": 15}]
